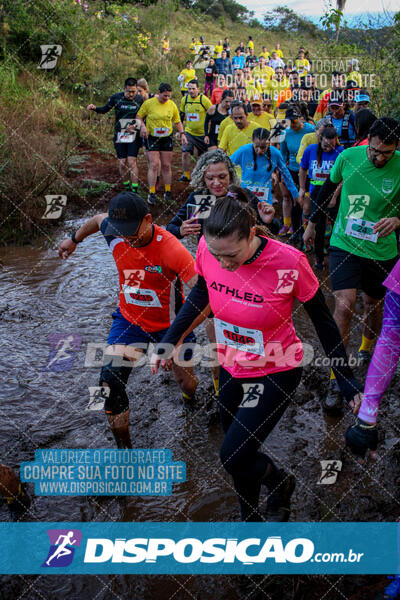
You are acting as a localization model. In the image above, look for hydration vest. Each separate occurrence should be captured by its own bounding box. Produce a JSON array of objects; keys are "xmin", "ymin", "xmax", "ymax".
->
[{"xmin": 326, "ymin": 111, "xmax": 351, "ymax": 146}]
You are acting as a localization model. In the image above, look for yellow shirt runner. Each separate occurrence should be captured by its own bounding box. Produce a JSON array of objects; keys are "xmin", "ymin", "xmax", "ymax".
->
[
  {"xmin": 179, "ymin": 68, "xmax": 196, "ymax": 92},
  {"xmin": 217, "ymin": 115, "xmax": 234, "ymax": 143},
  {"xmin": 219, "ymin": 121, "xmax": 258, "ymax": 156},
  {"xmin": 214, "ymin": 44, "xmax": 223, "ymax": 58},
  {"xmin": 248, "ymin": 111, "xmax": 275, "ymax": 131},
  {"xmin": 180, "ymin": 94, "xmax": 212, "ymax": 136},
  {"xmin": 296, "ymin": 131, "xmax": 318, "ymax": 163},
  {"xmin": 347, "ymin": 71, "xmax": 363, "ymax": 88},
  {"xmin": 137, "ymin": 97, "xmax": 181, "ymax": 137}
]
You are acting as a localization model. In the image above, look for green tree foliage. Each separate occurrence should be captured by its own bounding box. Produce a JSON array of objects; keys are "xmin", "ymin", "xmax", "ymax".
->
[
  {"xmin": 263, "ymin": 6, "xmax": 318, "ymax": 36},
  {"xmin": 186, "ymin": 0, "xmax": 250, "ymax": 22}
]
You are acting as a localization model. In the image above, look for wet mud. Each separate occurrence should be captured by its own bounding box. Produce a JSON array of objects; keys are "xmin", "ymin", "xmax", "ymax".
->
[{"xmin": 0, "ymin": 147, "xmax": 399, "ymax": 599}]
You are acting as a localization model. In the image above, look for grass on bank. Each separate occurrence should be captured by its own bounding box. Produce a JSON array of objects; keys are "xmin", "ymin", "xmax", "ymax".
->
[{"xmin": 0, "ymin": 0, "xmax": 398, "ymax": 244}]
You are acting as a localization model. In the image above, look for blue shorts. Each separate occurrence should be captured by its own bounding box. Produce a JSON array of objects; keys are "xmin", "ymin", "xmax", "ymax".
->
[{"xmin": 107, "ymin": 308, "xmax": 196, "ymax": 361}]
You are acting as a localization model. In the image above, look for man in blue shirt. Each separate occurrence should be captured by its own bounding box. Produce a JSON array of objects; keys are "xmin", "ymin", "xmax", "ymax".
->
[
  {"xmin": 232, "ymin": 49, "xmax": 245, "ymax": 71},
  {"xmin": 325, "ymin": 94, "xmax": 355, "ymax": 148},
  {"xmin": 215, "ymin": 51, "xmax": 233, "ymax": 77}
]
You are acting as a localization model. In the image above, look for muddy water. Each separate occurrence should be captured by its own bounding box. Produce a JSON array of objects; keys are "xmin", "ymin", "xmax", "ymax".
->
[{"xmin": 0, "ymin": 217, "xmax": 398, "ymax": 599}]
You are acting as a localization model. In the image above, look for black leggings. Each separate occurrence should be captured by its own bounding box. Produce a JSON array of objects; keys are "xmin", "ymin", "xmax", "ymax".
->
[{"xmin": 218, "ymin": 366, "xmax": 303, "ymax": 521}]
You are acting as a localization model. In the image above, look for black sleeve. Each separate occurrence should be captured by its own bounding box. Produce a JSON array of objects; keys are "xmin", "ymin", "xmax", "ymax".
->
[
  {"xmin": 204, "ymin": 111, "xmax": 212, "ymax": 136},
  {"xmin": 157, "ymin": 276, "xmax": 209, "ymax": 353},
  {"xmin": 309, "ymin": 176, "xmax": 340, "ymax": 223},
  {"xmin": 95, "ymin": 94, "xmax": 116, "ymax": 114},
  {"xmin": 302, "ymin": 288, "xmax": 363, "ymax": 401},
  {"xmin": 166, "ymin": 197, "xmax": 192, "ymax": 239}
]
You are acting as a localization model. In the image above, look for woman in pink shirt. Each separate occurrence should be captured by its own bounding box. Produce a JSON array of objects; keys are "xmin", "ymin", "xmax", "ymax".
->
[{"xmin": 152, "ymin": 187, "xmax": 361, "ymax": 522}]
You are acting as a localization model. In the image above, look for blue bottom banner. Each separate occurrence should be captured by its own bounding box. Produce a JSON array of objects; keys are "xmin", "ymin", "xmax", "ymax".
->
[{"xmin": 0, "ymin": 522, "xmax": 399, "ymax": 574}]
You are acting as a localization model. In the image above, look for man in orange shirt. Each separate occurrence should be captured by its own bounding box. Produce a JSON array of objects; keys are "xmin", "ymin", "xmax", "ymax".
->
[{"xmin": 58, "ymin": 192, "xmax": 199, "ymax": 448}]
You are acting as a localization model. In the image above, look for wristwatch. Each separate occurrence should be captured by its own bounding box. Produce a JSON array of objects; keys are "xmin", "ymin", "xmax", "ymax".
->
[{"xmin": 71, "ymin": 230, "xmax": 81, "ymax": 244}]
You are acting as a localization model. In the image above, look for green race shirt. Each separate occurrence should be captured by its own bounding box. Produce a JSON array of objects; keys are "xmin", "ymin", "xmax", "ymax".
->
[{"xmin": 330, "ymin": 146, "xmax": 400, "ymax": 261}]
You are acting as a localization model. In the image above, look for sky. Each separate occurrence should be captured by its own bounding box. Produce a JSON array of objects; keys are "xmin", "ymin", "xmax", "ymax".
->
[{"xmin": 244, "ymin": 0, "xmax": 397, "ymax": 24}]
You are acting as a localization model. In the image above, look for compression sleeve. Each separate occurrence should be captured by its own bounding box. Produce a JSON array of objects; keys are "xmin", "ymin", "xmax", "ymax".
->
[
  {"xmin": 302, "ymin": 288, "xmax": 362, "ymax": 401},
  {"xmin": 358, "ymin": 290, "xmax": 400, "ymax": 423},
  {"xmin": 309, "ymin": 176, "xmax": 339, "ymax": 224},
  {"xmin": 157, "ymin": 276, "xmax": 210, "ymax": 351},
  {"xmin": 204, "ymin": 112, "xmax": 212, "ymax": 137},
  {"xmin": 95, "ymin": 95, "xmax": 116, "ymax": 114}
]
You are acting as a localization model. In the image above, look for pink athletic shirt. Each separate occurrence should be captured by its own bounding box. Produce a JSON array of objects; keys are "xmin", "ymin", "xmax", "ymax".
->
[{"xmin": 196, "ymin": 235, "xmax": 319, "ymax": 378}]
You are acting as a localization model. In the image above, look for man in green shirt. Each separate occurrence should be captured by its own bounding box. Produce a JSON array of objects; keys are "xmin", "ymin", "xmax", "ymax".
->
[{"xmin": 304, "ymin": 117, "xmax": 400, "ymax": 413}]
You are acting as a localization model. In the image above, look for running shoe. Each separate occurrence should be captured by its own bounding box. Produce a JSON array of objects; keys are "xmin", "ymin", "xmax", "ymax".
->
[
  {"xmin": 266, "ymin": 469, "xmax": 296, "ymax": 522},
  {"xmin": 147, "ymin": 193, "xmax": 157, "ymax": 206},
  {"xmin": 178, "ymin": 174, "xmax": 190, "ymax": 182},
  {"xmin": 278, "ymin": 224, "xmax": 290, "ymax": 236},
  {"xmin": 164, "ymin": 191, "xmax": 172, "ymax": 203},
  {"xmin": 288, "ymin": 225, "xmax": 294, "ymax": 235},
  {"xmin": 383, "ymin": 575, "xmax": 400, "ymax": 599},
  {"xmin": 358, "ymin": 349, "xmax": 372, "ymax": 367},
  {"xmin": 322, "ymin": 379, "xmax": 343, "ymax": 415}
]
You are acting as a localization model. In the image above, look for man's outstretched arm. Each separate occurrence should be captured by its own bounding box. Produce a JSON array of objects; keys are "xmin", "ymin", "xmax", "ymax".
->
[{"xmin": 58, "ymin": 213, "xmax": 108, "ymax": 259}]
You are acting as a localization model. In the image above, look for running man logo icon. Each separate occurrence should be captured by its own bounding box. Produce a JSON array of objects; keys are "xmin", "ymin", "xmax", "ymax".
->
[
  {"xmin": 118, "ymin": 118, "xmax": 139, "ymax": 142},
  {"xmin": 86, "ymin": 386, "xmax": 110, "ymax": 411},
  {"xmin": 42, "ymin": 529, "xmax": 82, "ymax": 567},
  {"xmin": 123, "ymin": 269, "xmax": 145, "ymax": 287},
  {"xmin": 193, "ymin": 46, "xmax": 215, "ymax": 70},
  {"xmin": 42, "ymin": 195, "xmax": 67, "ymax": 219},
  {"xmin": 38, "ymin": 45, "xmax": 62, "ymax": 70},
  {"xmin": 193, "ymin": 194, "xmax": 216, "ymax": 219},
  {"xmin": 43, "ymin": 333, "xmax": 82, "ymax": 372},
  {"xmin": 346, "ymin": 195, "xmax": 370, "ymax": 219},
  {"xmin": 273, "ymin": 269, "xmax": 299, "ymax": 294},
  {"xmin": 318, "ymin": 460, "xmax": 342, "ymax": 485},
  {"xmin": 239, "ymin": 383, "xmax": 264, "ymax": 408}
]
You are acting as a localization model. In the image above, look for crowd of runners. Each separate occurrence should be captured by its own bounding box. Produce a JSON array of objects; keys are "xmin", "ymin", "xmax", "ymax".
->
[{"xmin": 3, "ymin": 36, "xmax": 400, "ymax": 555}]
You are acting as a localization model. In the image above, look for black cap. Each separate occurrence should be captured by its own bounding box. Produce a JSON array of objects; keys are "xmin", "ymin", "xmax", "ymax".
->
[
  {"xmin": 104, "ymin": 191, "xmax": 149, "ymax": 236},
  {"xmin": 285, "ymin": 107, "xmax": 301, "ymax": 120},
  {"xmin": 345, "ymin": 79, "xmax": 359, "ymax": 90}
]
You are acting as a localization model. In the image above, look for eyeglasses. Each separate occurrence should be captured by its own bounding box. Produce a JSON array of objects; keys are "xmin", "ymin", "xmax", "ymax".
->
[{"xmin": 369, "ymin": 145, "xmax": 395, "ymax": 158}]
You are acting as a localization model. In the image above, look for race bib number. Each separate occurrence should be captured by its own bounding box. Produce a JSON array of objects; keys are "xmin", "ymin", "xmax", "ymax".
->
[
  {"xmin": 313, "ymin": 169, "xmax": 330, "ymax": 180},
  {"xmin": 345, "ymin": 218, "xmax": 378, "ymax": 243},
  {"xmin": 187, "ymin": 113, "xmax": 200, "ymax": 122},
  {"xmin": 214, "ymin": 318, "xmax": 265, "ymax": 356},
  {"xmin": 247, "ymin": 185, "xmax": 269, "ymax": 203},
  {"xmin": 153, "ymin": 127, "xmax": 169, "ymax": 137},
  {"xmin": 118, "ymin": 118, "xmax": 139, "ymax": 143},
  {"xmin": 122, "ymin": 285, "xmax": 162, "ymax": 307},
  {"xmin": 117, "ymin": 132, "xmax": 135, "ymax": 143}
]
